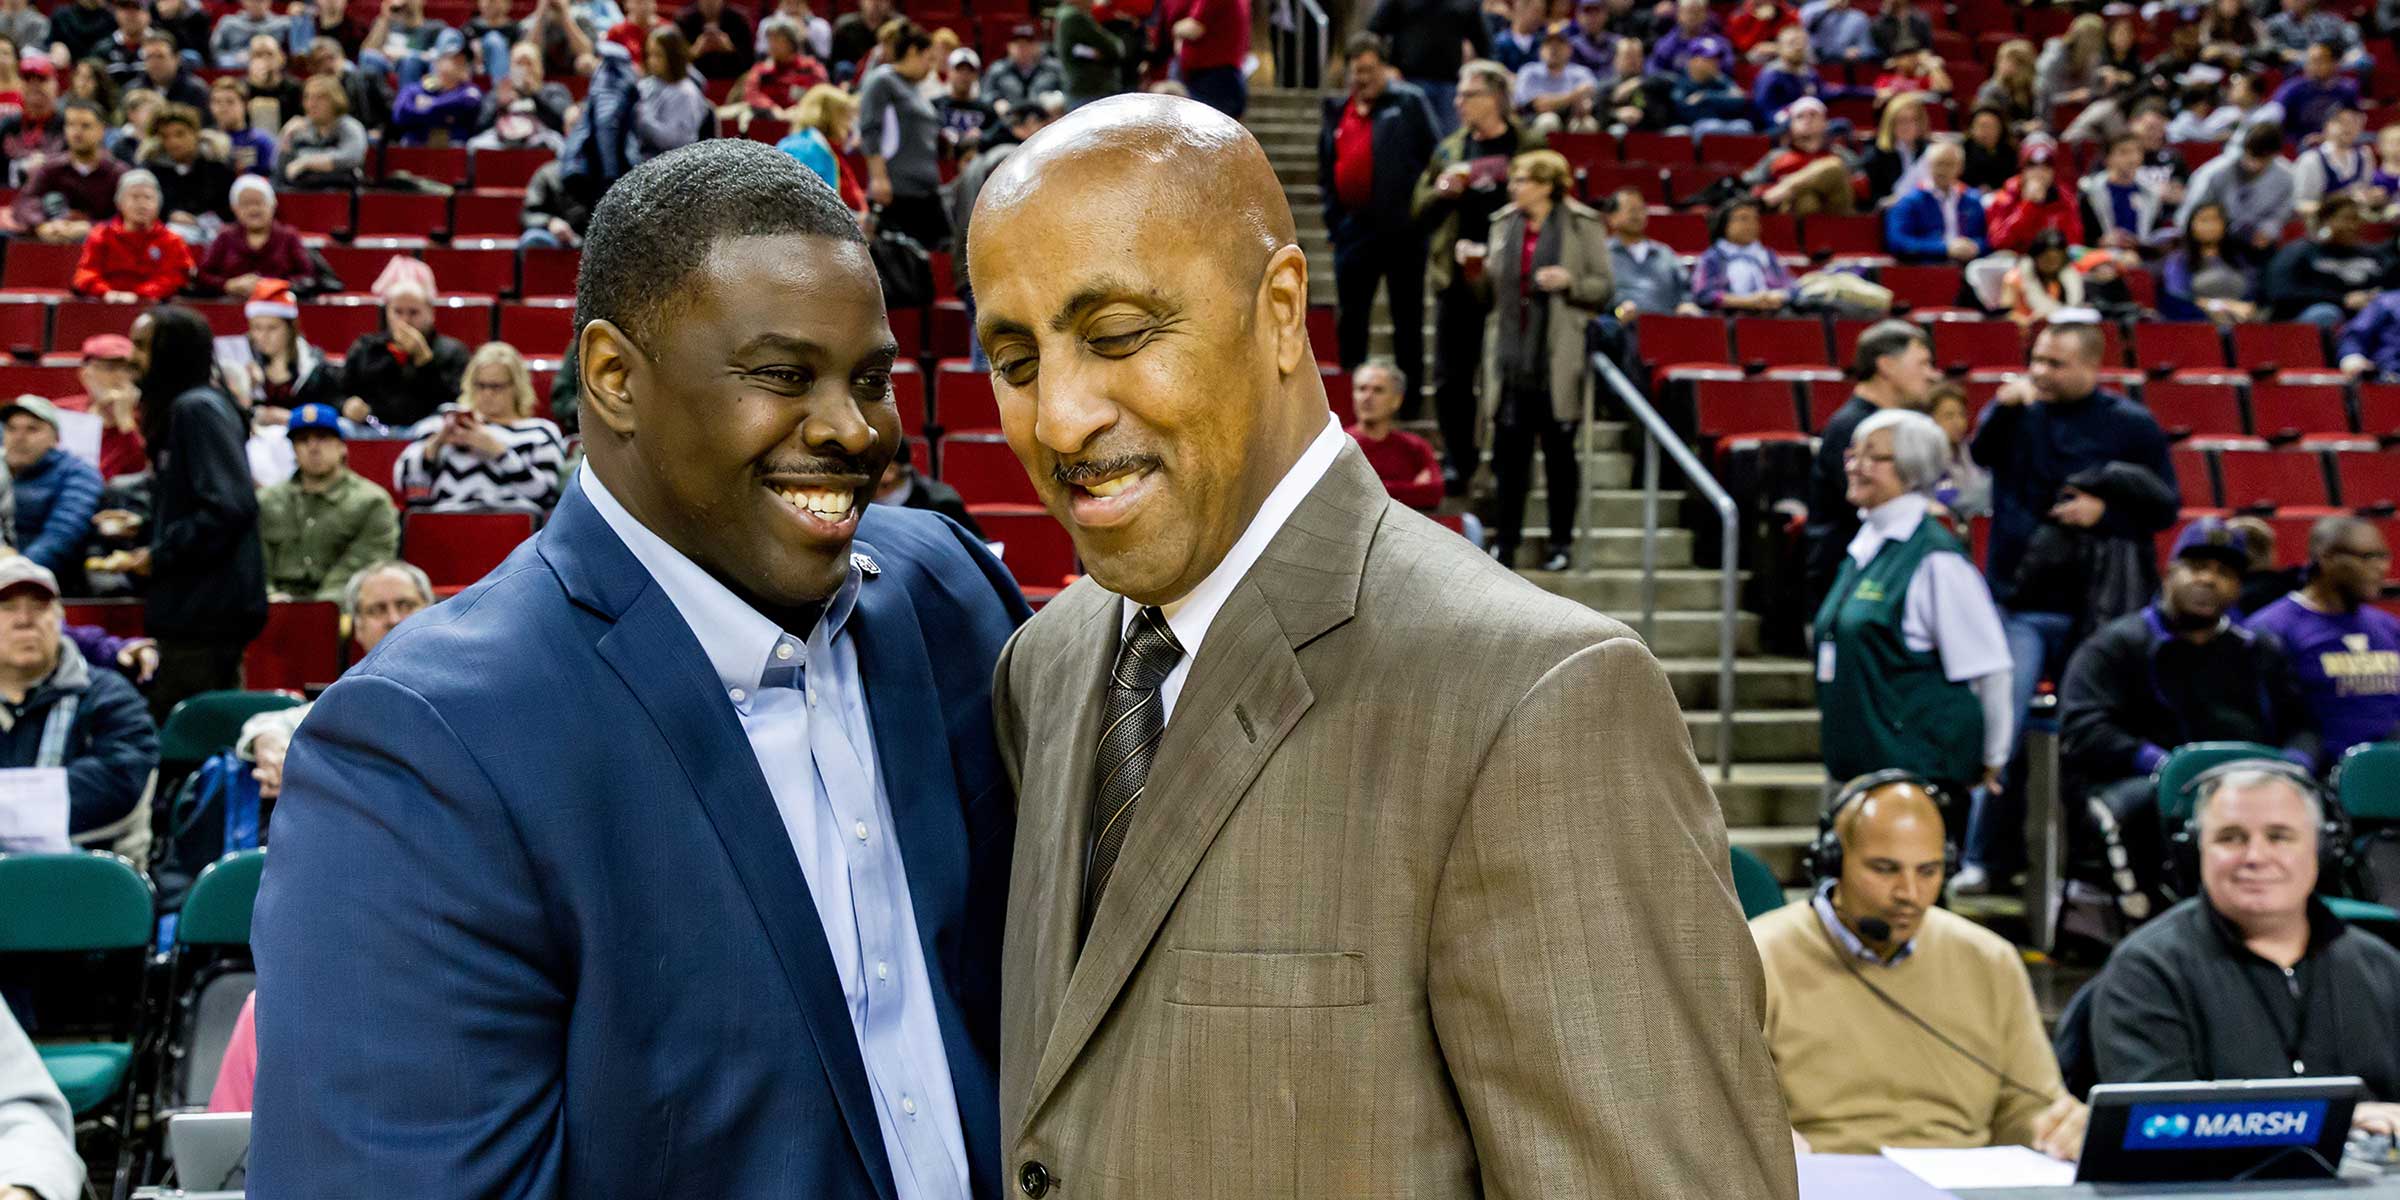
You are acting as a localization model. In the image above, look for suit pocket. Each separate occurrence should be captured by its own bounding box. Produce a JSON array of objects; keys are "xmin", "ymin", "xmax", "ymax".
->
[{"xmin": 1163, "ymin": 949, "xmax": 1367, "ymax": 1008}]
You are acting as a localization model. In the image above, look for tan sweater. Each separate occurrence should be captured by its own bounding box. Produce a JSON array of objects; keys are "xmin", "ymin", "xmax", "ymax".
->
[{"xmin": 1752, "ymin": 900, "xmax": 2064, "ymax": 1156}]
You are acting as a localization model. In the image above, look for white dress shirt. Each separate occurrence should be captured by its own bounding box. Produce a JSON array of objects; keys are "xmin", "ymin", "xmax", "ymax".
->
[
  {"xmin": 1118, "ymin": 413, "xmax": 1348, "ymax": 725},
  {"xmin": 1842, "ymin": 491, "xmax": 2016, "ymax": 768},
  {"xmin": 584, "ymin": 468, "xmax": 971, "ymax": 1200}
]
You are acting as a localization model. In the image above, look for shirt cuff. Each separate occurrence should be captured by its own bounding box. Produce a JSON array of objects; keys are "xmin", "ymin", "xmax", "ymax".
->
[{"xmin": 2135, "ymin": 743, "xmax": 2168, "ymax": 776}]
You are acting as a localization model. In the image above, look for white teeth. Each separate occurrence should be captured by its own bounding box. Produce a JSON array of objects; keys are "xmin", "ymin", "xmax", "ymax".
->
[
  {"xmin": 775, "ymin": 487, "xmax": 855, "ymax": 518},
  {"xmin": 1083, "ymin": 470, "xmax": 1144, "ymax": 499}
]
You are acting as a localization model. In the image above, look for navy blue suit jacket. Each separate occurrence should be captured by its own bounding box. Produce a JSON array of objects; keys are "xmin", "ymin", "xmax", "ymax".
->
[{"xmin": 251, "ymin": 479, "xmax": 1028, "ymax": 1198}]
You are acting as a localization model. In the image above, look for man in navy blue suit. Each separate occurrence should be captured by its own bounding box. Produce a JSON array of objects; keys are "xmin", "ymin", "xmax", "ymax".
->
[{"xmin": 249, "ymin": 138, "xmax": 1028, "ymax": 1198}]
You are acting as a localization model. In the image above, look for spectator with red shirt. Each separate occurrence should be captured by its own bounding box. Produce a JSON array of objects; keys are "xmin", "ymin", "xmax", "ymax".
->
[
  {"xmin": 1985, "ymin": 137, "xmax": 2081, "ymax": 254},
  {"xmin": 1739, "ymin": 95, "xmax": 1858, "ymax": 215},
  {"xmin": 1163, "ymin": 0, "xmax": 1250, "ymax": 118},
  {"xmin": 738, "ymin": 14, "xmax": 826, "ymax": 115},
  {"xmin": 1347, "ymin": 360, "xmax": 1445, "ymax": 511},
  {"xmin": 1724, "ymin": 0, "xmax": 1796, "ymax": 62},
  {"xmin": 603, "ymin": 0, "xmax": 662, "ymax": 58},
  {"xmin": 72, "ymin": 168, "xmax": 192, "ymax": 301},
  {"xmin": 1320, "ymin": 33, "xmax": 1440, "ymax": 400},
  {"xmin": 53, "ymin": 334, "xmax": 148, "ymax": 479}
]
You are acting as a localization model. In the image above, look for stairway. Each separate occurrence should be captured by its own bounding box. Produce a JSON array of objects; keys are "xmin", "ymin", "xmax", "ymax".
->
[{"xmin": 1243, "ymin": 88, "xmax": 1830, "ymax": 880}]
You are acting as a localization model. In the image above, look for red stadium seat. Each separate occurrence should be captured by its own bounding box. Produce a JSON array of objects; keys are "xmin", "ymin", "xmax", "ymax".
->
[
  {"xmin": 430, "ymin": 296, "xmax": 495, "ymax": 343},
  {"xmin": 0, "ymin": 301, "xmax": 46, "ymax": 356},
  {"xmin": 2133, "ymin": 322, "xmax": 2229, "ymax": 377},
  {"xmin": 0, "ymin": 363, "xmax": 81, "ymax": 396},
  {"xmin": 1618, "ymin": 131, "xmax": 1694, "ymax": 166},
  {"xmin": 497, "ymin": 299, "xmax": 576, "ymax": 354},
  {"xmin": 1931, "ymin": 320, "xmax": 2022, "ymax": 371},
  {"xmin": 451, "ymin": 189, "xmax": 526, "ymax": 238},
  {"xmin": 2172, "ymin": 443, "xmax": 2224, "ymax": 509},
  {"xmin": 381, "ymin": 145, "xmax": 470, "ymax": 186},
  {"xmin": 319, "ymin": 245, "xmax": 410, "ymax": 292},
  {"xmin": 2232, "ymin": 323, "xmax": 2328, "ymax": 374},
  {"xmin": 63, "ymin": 598, "xmax": 143, "ymax": 636},
  {"xmin": 1663, "ymin": 166, "xmax": 1724, "ymax": 207},
  {"xmin": 935, "ymin": 360, "xmax": 1000, "ymax": 431},
  {"xmin": 2143, "ymin": 381, "xmax": 2244, "ymax": 440},
  {"xmin": 743, "ymin": 117, "xmax": 791, "ymax": 144},
  {"xmin": 242, "ymin": 600, "xmax": 344, "ymax": 692},
  {"xmin": 890, "ymin": 362, "xmax": 925, "ymax": 436},
  {"xmin": 271, "ymin": 190, "xmax": 352, "ymax": 237},
  {"xmin": 1756, "ymin": 213, "xmax": 1802, "ymax": 256},
  {"xmin": 1700, "ymin": 132, "xmax": 1771, "ymax": 167},
  {"xmin": 346, "ymin": 438, "xmax": 412, "ymax": 501},
  {"xmin": 971, "ymin": 504, "xmax": 1076, "ymax": 589},
  {"xmin": 1829, "ymin": 318, "xmax": 1879, "ymax": 369},
  {"xmin": 470, "ymin": 147, "xmax": 553, "ymax": 190},
  {"xmin": 1881, "ymin": 265, "xmax": 1968, "ymax": 312},
  {"xmin": 50, "ymin": 302, "xmax": 143, "ymax": 349},
  {"xmin": 936, "ymin": 434, "xmax": 1037, "ymax": 505},
  {"xmin": 1307, "ymin": 304, "xmax": 1336, "ymax": 364},
  {"xmin": 1803, "ymin": 213, "xmax": 1884, "ymax": 260},
  {"xmin": 928, "ymin": 251, "xmax": 956, "ymax": 301},
  {"xmin": 2361, "ymin": 384, "xmax": 2400, "ymax": 440},
  {"xmin": 1580, "ymin": 165, "xmax": 1664, "ymax": 204},
  {"xmin": 1635, "ymin": 313, "xmax": 1737, "ymax": 381},
  {"xmin": 190, "ymin": 301, "xmax": 246, "ymax": 337},
  {"xmin": 928, "ymin": 299, "xmax": 970, "ymax": 358},
  {"xmin": 1648, "ymin": 212, "xmax": 1709, "ymax": 254},
  {"xmin": 2216, "ymin": 447, "xmax": 2333, "ymax": 511},
  {"xmin": 1319, "ymin": 367, "xmax": 1356, "ymax": 425},
  {"xmin": 1693, "ymin": 378, "xmax": 1803, "ymax": 439},
  {"xmin": 298, "ymin": 300, "xmax": 383, "ymax": 352},
  {"xmin": 354, "ymin": 191, "xmax": 451, "ymax": 239},
  {"xmin": 1731, "ymin": 316, "xmax": 1829, "ymax": 370},
  {"xmin": 2334, "ymin": 451, "xmax": 2399, "ymax": 510},
  {"xmin": 1805, "ymin": 377, "xmax": 1853, "ymax": 432},
  {"xmin": 520, "ymin": 248, "xmax": 579, "ymax": 298},
  {"xmin": 1548, "ymin": 132, "xmax": 1618, "ymax": 172},
  {"xmin": 2249, "ymin": 382, "xmax": 2352, "ymax": 441},
  {"xmin": 423, "ymin": 246, "xmax": 516, "ymax": 298},
  {"xmin": 0, "ymin": 241, "xmax": 79, "ymax": 293},
  {"xmin": 403, "ymin": 510, "xmax": 537, "ymax": 586},
  {"xmin": 889, "ymin": 306, "xmax": 923, "ymax": 359}
]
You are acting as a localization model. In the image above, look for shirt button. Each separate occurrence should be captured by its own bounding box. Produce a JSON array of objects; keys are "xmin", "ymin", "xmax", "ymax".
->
[
  {"xmin": 728, "ymin": 688, "xmax": 746, "ymax": 703},
  {"xmin": 876, "ymin": 960, "xmax": 888, "ymax": 982},
  {"xmin": 775, "ymin": 643, "xmax": 794, "ymax": 660},
  {"xmin": 854, "ymin": 820, "xmax": 868, "ymax": 842},
  {"xmin": 808, "ymin": 688, "xmax": 820, "ymax": 707},
  {"xmin": 902, "ymin": 1095, "xmax": 917, "ymax": 1116}
]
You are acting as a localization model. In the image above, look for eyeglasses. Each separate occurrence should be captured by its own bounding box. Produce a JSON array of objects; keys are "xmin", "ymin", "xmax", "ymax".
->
[
  {"xmin": 1842, "ymin": 450, "xmax": 1898, "ymax": 467},
  {"xmin": 2328, "ymin": 547, "xmax": 2394, "ymax": 563}
]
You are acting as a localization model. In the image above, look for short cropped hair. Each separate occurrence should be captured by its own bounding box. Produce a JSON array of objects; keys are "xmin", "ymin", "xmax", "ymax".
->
[
  {"xmin": 341, "ymin": 560, "xmax": 434, "ymax": 615},
  {"xmin": 1852, "ymin": 406, "xmax": 1949, "ymax": 494},
  {"xmin": 2037, "ymin": 320, "xmax": 2105, "ymax": 365},
  {"xmin": 1344, "ymin": 31, "xmax": 1387, "ymax": 60},
  {"xmin": 1851, "ymin": 318, "xmax": 1929, "ymax": 380},
  {"xmin": 2193, "ymin": 763, "xmax": 2323, "ymax": 834},
  {"xmin": 577, "ymin": 138, "xmax": 867, "ymax": 353}
]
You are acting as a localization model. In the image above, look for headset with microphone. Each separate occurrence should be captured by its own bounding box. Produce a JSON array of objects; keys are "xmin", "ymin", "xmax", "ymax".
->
[
  {"xmin": 1807, "ymin": 769, "xmax": 2064, "ymax": 1104},
  {"xmin": 2165, "ymin": 758, "xmax": 2355, "ymax": 902}
]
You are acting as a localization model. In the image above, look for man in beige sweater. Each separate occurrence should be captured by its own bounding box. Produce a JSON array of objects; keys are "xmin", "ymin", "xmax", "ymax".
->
[{"xmin": 1753, "ymin": 774, "xmax": 2088, "ymax": 1159}]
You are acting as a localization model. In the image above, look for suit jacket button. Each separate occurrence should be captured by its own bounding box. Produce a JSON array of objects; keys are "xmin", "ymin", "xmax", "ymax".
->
[{"xmin": 1018, "ymin": 1161, "xmax": 1052, "ymax": 1197}]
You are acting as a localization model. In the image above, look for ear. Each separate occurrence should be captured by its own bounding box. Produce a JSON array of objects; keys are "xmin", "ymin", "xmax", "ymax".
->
[
  {"xmin": 577, "ymin": 318, "xmax": 643, "ymax": 440},
  {"xmin": 1261, "ymin": 243, "xmax": 1310, "ymax": 377}
]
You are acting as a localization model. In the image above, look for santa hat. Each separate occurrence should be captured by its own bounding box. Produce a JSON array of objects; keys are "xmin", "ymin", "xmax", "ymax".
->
[
  {"xmin": 246, "ymin": 278, "xmax": 299, "ymax": 322},
  {"xmin": 370, "ymin": 255, "xmax": 439, "ymax": 303}
]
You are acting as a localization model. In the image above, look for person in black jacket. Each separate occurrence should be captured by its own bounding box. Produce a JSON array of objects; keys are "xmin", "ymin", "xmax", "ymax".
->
[
  {"xmin": 1366, "ymin": 0, "xmax": 1490, "ymax": 136},
  {"xmin": 2091, "ymin": 762, "xmax": 2400, "ymax": 1137},
  {"xmin": 2059, "ymin": 518, "xmax": 2319, "ymax": 916},
  {"xmin": 1320, "ymin": 34, "xmax": 1440, "ymax": 401},
  {"xmin": 126, "ymin": 304, "xmax": 267, "ymax": 723},
  {"xmin": 2263, "ymin": 194, "xmax": 2396, "ymax": 330},
  {"xmin": 336, "ymin": 276, "xmax": 472, "ymax": 429},
  {"xmin": 0, "ymin": 555, "xmax": 159, "ymax": 845}
]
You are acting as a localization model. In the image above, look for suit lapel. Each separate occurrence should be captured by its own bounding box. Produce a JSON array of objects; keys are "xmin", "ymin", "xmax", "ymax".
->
[
  {"xmin": 848, "ymin": 554, "xmax": 1000, "ymax": 1198},
  {"xmin": 1017, "ymin": 588, "xmax": 1119, "ymax": 1077},
  {"xmin": 1021, "ymin": 446, "xmax": 1390, "ymax": 1121},
  {"xmin": 547, "ymin": 484, "xmax": 899, "ymax": 1200}
]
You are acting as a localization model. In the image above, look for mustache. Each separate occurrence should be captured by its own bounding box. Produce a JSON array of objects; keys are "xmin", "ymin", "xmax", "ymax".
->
[
  {"xmin": 1052, "ymin": 453, "xmax": 1164, "ymax": 487},
  {"xmin": 758, "ymin": 457, "xmax": 873, "ymax": 482}
]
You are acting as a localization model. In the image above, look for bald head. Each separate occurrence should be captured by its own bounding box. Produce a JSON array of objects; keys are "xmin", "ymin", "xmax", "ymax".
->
[
  {"xmin": 965, "ymin": 93, "xmax": 1330, "ymax": 609},
  {"xmin": 1830, "ymin": 779, "xmax": 1949, "ymax": 951},
  {"xmin": 974, "ymin": 93, "xmax": 1296, "ymax": 291},
  {"xmin": 1836, "ymin": 781, "xmax": 1946, "ymax": 848}
]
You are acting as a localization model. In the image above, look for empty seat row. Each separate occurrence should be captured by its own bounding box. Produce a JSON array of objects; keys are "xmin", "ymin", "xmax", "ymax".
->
[{"xmin": 2168, "ymin": 443, "xmax": 2398, "ymax": 513}]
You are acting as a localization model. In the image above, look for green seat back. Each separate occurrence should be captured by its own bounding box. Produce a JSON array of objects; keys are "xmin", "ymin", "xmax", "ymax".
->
[
  {"xmin": 36, "ymin": 1042, "xmax": 132, "ymax": 1115},
  {"xmin": 177, "ymin": 849, "xmax": 266, "ymax": 947},
  {"xmin": 2154, "ymin": 741, "xmax": 2286, "ymax": 827},
  {"xmin": 2337, "ymin": 743, "xmax": 2400, "ymax": 823},
  {"xmin": 2325, "ymin": 895, "xmax": 2400, "ymax": 930},
  {"xmin": 158, "ymin": 690, "xmax": 305, "ymax": 764},
  {"xmin": 0, "ymin": 852, "xmax": 153, "ymax": 952},
  {"xmin": 1731, "ymin": 846, "xmax": 1788, "ymax": 920}
]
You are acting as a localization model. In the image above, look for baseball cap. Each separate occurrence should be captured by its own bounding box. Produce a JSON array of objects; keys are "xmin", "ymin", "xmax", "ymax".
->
[
  {"xmin": 0, "ymin": 556, "xmax": 59, "ymax": 601},
  {"xmin": 2019, "ymin": 138, "xmax": 2058, "ymax": 166},
  {"xmin": 1542, "ymin": 19, "xmax": 1575, "ymax": 42},
  {"xmin": 1, "ymin": 395, "xmax": 60, "ymax": 433},
  {"xmin": 2170, "ymin": 516, "xmax": 2250, "ymax": 571},
  {"xmin": 80, "ymin": 333, "xmax": 134, "ymax": 361},
  {"xmin": 289, "ymin": 402, "xmax": 345, "ymax": 438},
  {"xmin": 949, "ymin": 47, "xmax": 981, "ymax": 70},
  {"xmin": 1782, "ymin": 95, "xmax": 1827, "ymax": 122},
  {"xmin": 19, "ymin": 50, "xmax": 52, "ymax": 78},
  {"xmin": 1009, "ymin": 21, "xmax": 1038, "ymax": 39}
]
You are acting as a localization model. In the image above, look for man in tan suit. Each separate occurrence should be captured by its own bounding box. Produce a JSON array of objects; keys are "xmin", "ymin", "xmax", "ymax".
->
[{"xmin": 967, "ymin": 93, "xmax": 1796, "ymax": 1199}]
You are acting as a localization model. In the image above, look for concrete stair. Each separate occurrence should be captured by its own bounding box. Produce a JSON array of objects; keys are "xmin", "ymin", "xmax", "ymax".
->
[{"xmin": 1245, "ymin": 88, "xmax": 1832, "ymax": 877}]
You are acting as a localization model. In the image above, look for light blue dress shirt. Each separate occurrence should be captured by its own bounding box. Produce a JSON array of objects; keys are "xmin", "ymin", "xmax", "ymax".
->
[{"xmin": 584, "ymin": 468, "xmax": 971, "ymax": 1200}]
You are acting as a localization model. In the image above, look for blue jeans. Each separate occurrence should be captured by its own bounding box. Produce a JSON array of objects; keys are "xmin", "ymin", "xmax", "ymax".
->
[
  {"xmin": 518, "ymin": 229, "xmax": 566, "ymax": 251},
  {"xmin": 1179, "ymin": 64, "xmax": 1247, "ymax": 119},
  {"xmin": 1689, "ymin": 118, "xmax": 1754, "ymax": 138},
  {"xmin": 2297, "ymin": 301, "xmax": 2349, "ymax": 331},
  {"xmin": 1963, "ymin": 607, "xmax": 2076, "ymax": 873},
  {"xmin": 474, "ymin": 29, "xmax": 510, "ymax": 80},
  {"xmin": 1419, "ymin": 79, "xmax": 1460, "ymax": 138}
]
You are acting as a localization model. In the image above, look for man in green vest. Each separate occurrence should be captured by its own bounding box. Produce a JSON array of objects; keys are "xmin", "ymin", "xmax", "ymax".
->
[
  {"xmin": 1815, "ymin": 407, "xmax": 2014, "ymax": 832},
  {"xmin": 257, "ymin": 404, "xmax": 400, "ymax": 602}
]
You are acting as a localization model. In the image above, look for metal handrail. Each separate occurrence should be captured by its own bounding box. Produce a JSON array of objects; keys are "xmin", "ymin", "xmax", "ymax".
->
[
  {"xmin": 2023, "ymin": 692, "xmax": 2063, "ymax": 955},
  {"xmin": 1269, "ymin": 0, "xmax": 1330, "ymax": 90},
  {"xmin": 1590, "ymin": 352, "xmax": 1737, "ymax": 782}
]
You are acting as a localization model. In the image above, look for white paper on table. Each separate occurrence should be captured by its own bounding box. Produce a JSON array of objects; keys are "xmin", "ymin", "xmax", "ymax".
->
[
  {"xmin": 51, "ymin": 406, "xmax": 102, "ymax": 472},
  {"xmin": 0, "ymin": 766, "xmax": 71, "ymax": 853},
  {"xmin": 1881, "ymin": 1145, "xmax": 2077, "ymax": 1190}
]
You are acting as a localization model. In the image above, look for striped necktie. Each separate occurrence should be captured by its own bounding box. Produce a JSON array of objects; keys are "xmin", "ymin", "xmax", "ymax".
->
[{"xmin": 1084, "ymin": 605, "xmax": 1184, "ymax": 934}]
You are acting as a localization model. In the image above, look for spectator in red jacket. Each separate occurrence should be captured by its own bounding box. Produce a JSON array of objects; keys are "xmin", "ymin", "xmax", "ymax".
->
[
  {"xmin": 1724, "ymin": 0, "xmax": 1796, "ymax": 62},
  {"xmin": 196, "ymin": 174, "xmax": 334, "ymax": 298},
  {"xmin": 1347, "ymin": 360, "xmax": 1443, "ymax": 510},
  {"xmin": 1162, "ymin": 0, "xmax": 1250, "ymax": 118},
  {"xmin": 738, "ymin": 14, "xmax": 826, "ymax": 114},
  {"xmin": 71, "ymin": 168, "xmax": 194, "ymax": 302},
  {"xmin": 1985, "ymin": 137, "xmax": 2081, "ymax": 254}
]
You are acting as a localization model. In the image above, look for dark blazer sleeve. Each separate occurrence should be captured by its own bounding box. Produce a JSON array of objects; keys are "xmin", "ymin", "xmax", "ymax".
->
[
  {"xmin": 151, "ymin": 394, "xmax": 261, "ymax": 577},
  {"xmin": 65, "ymin": 670, "xmax": 157, "ymax": 836},
  {"xmin": 250, "ymin": 672, "xmax": 570, "ymax": 1198}
]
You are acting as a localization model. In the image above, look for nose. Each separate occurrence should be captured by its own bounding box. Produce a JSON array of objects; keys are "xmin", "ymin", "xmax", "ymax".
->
[
  {"xmin": 1027, "ymin": 359, "xmax": 1117, "ymax": 460},
  {"xmin": 798, "ymin": 383, "xmax": 879, "ymax": 460}
]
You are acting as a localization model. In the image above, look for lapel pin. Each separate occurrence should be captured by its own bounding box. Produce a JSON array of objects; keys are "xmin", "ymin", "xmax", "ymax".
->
[{"xmin": 851, "ymin": 550, "xmax": 881, "ymax": 578}]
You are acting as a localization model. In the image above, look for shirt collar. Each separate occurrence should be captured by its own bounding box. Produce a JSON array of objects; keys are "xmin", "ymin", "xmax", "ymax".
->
[
  {"xmin": 1118, "ymin": 413, "xmax": 1348, "ymax": 654},
  {"xmin": 582, "ymin": 465, "xmax": 862, "ymax": 694},
  {"xmin": 1845, "ymin": 490, "xmax": 1929, "ymax": 566},
  {"xmin": 1813, "ymin": 879, "xmax": 1914, "ymax": 965}
]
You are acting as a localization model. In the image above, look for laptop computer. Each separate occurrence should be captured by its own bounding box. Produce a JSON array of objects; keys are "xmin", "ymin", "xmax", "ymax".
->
[
  {"xmin": 2078, "ymin": 1077, "xmax": 2363, "ymax": 1183},
  {"xmin": 168, "ymin": 1111, "xmax": 251, "ymax": 1193}
]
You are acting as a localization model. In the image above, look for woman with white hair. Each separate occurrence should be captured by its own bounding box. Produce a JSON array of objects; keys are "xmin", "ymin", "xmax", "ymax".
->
[
  {"xmin": 1814, "ymin": 406, "xmax": 2013, "ymax": 838},
  {"xmin": 394, "ymin": 341, "xmax": 569, "ymax": 513},
  {"xmin": 71, "ymin": 167, "xmax": 194, "ymax": 301},
  {"xmin": 195, "ymin": 173, "xmax": 337, "ymax": 297}
]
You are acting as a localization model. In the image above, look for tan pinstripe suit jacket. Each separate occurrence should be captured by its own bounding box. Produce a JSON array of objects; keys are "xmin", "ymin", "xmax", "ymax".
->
[{"xmin": 990, "ymin": 445, "xmax": 1798, "ymax": 1199}]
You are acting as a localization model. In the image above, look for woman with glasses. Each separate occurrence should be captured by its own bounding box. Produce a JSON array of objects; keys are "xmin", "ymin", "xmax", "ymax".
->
[
  {"xmin": 393, "ymin": 341, "xmax": 569, "ymax": 514},
  {"xmin": 1815, "ymin": 407, "xmax": 2013, "ymax": 838}
]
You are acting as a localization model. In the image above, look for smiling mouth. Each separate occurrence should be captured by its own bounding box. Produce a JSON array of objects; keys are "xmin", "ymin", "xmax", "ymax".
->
[{"xmin": 770, "ymin": 484, "xmax": 859, "ymax": 520}]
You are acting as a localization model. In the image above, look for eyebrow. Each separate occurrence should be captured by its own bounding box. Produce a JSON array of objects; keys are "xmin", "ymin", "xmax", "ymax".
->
[
  {"xmin": 730, "ymin": 333, "xmax": 901, "ymax": 368},
  {"xmin": 980, "ymin": 278, "xmax": 1174, "ymax": 344}
]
